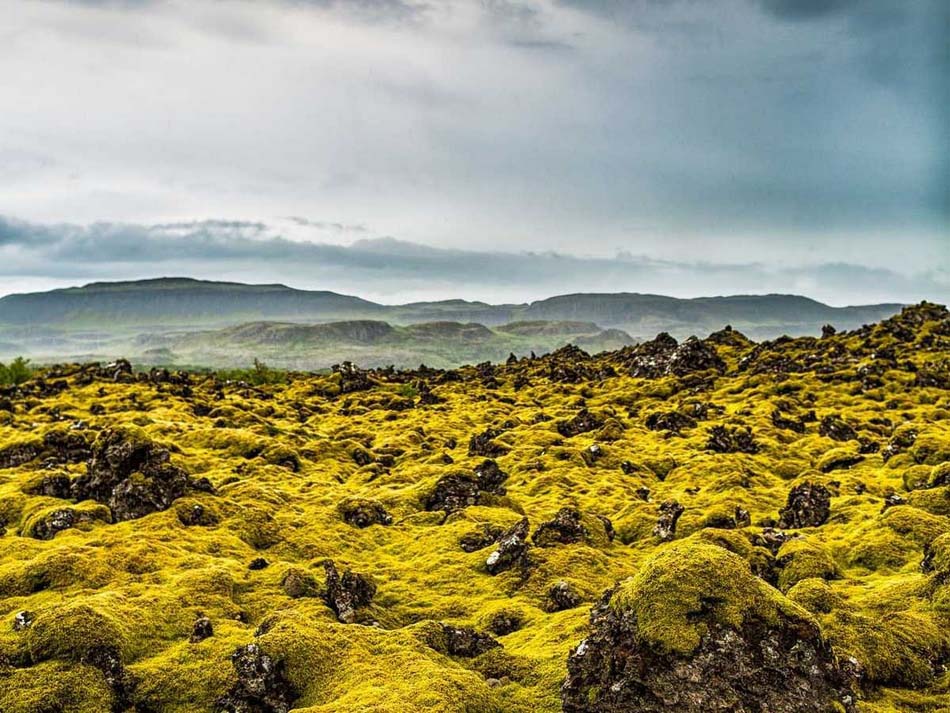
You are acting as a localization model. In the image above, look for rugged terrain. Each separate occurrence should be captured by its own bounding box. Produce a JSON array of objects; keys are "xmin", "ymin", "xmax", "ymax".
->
[
  {"xmin": 1, "ymin": 303, "xmax": 949, "ymax": 712},
  {"xmin": 0, "ymin": 279, "xmax": 903, "ymax": 366}
]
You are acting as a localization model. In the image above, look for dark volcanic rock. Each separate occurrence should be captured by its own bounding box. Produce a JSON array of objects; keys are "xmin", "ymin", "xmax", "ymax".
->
[
  {"xmin": 819, "ymin": 415, "xmax": 858, "ymax": 442},
  {"xmin": 13, "ymin": 610, "xmax": 34, "ymax": 631},
  {"xmin": 622, "ymin": 333, "xmax": 725, "ymax": 379},
  {"xmin": 427, "ymin": 624, "xmax": 500, "ymax": 658},
  {"xmin": 652, "ymin": 500, "xmax": 684, "ymax": 542},
  {"xmin": 486, "ymin": 518, "xmax": 530, "ymax": 575},
  {"xmin": 488, "ymin": 610, "xmax": 524, "ymax": 636},
  {"xmin": 424, "ymin": 473, "xmax": 481, "ymax": 514},
  {"xmin": 561, "ymin": 542, "xmax": 857, "ymax": 713},
  {"xmin": 667, "ymin": 337, "xmax": 727, "ymax": 376},
  {"xmin": 0, "ymin": 442, "xmax": 42, "ymax": 470},
  {"xmin": 468, "ymin": 427, "xmax": 509, "ymax": 457},
  {"xmin": 645, "ymin": 411, "xmax": 697, "ymax": 433},
  {"xmin": 473, "ymin": 459, "xmax": 508, "ymax": 494},
  {"xmin": 190, "ymin": 616, "xmax": 213, "ymax": 643},
  {"xmin": 71, "ymin": 429, "xmax": 197, "ymax": 522},
  {"xmin": 82, "ymin": 645, "xmax": 135, "ymax": 712},
  {"xmin": 557, "ymin": 409, "xmax": 604, "ymax": 438},
  {"xmin": 323, "ymin": 560, "xmax": 376, "ymax": 624},
  {"xmin": 545, "ymin": 580, "xmax": 582, "ymax": 612},
  {"xmin": 459, "ymin": 524, "xmax": 505, "ymax": 553},
  {"xmin": 338, "ymin": 499, "xmax": 393, "ymax": 528},
  {"xmin": 29, "ymin": 507, "xmax": 106, "ymax": 540},
  {"xmin": 771, "ymin": 409, "xmax": 806, "ymax": 434},
  {"xmin": 425, "ymin": 461, "xmax": 508, "ymax": 515},
  {"xmin": 533, "ymin": 507, "xmax": 587, "ymax": 547},
  {"xmin": 217, "ymin": 643, "xmax": 297, "ymax": 713},
  {"xmin": 777, "ymin": 483, "xmax": 832, "ymax": 529},
  {"xmin": 706, "ymin": 425, "xmax": 759, "ymax": 454},
  {"xmin": 333, "ymin": 361, "xmax": 374, "ymax": 394}
]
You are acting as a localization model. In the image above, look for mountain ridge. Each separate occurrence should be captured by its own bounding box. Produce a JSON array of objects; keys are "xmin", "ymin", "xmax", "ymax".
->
[{"xmin": 0, "ymin": 278, "xmax": 906, "ymax": 365}]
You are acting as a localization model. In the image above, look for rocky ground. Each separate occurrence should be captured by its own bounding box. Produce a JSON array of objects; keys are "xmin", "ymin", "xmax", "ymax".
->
[{"xmin": 0, "ymin": 303, "xmax": 949, "ymax": 712}]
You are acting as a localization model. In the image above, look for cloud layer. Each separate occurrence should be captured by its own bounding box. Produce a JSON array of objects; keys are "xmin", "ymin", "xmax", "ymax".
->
[
  {"xmin": 1, "ymin": 215, "xmax": 946, "ymax": 306},
  {"xmin": 0, "ymin": 0, "xmax": 946, "ymax": 294}
]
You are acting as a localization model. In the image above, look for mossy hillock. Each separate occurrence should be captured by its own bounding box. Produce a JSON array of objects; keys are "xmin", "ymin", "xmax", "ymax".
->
[{"xmin": 0, "ymin": 302, "xmax": 948, "ymax": 711}]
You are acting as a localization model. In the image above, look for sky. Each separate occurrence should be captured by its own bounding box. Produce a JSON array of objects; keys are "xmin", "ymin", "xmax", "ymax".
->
[{"xmin": 0, "ymin": 0, "xmax": 947, "ymax": 304}]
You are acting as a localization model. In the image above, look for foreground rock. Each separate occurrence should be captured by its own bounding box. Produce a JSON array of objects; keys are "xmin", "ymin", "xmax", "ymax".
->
[
  {"xmin": 426, "ymin": 624, "xmax": 500, "ymax": 658},
  {"xmin": 71, "ymin": 428, "xmax": 209, "ymax": 521},
  {"xmin": 777, "ymin": 482, "xmax": 832, "ymax": 529},
  {"xmin": 561, "ymin": 541, "xmax": 856, "ymax": 713},
  {"xmin": 323, "ymin": 560, "xmax": 376, "ymax": 624},
  {"xmin": 485, "ymin": 518, "xmax": 530, "ymax": 575},
  {"xmin": 217, "ymin": 643, "xmax": 297, "ymax": 713}
]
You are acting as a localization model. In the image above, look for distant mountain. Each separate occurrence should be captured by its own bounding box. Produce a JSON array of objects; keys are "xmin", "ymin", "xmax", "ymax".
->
[
  {"xmin": 520, "ymin": 293, "xmax": 904, "ymax": 339},
  {"xmin": 0, "ymin": 277, "xmax": 383, "ymax": 327},
  {"xmin": 131, "ymin": 319, "xmax": 634, "ymax": 370},
  {"xmin": 0, "ymin": 277, "xmax": 906, "ymax": 364}
]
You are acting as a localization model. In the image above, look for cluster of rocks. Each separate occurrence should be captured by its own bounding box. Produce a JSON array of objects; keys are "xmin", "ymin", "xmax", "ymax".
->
[
  {"xmin": 618, "ymin": 333, "xmax": 726, "ymax": 379},
  {"xmin": 556, "ymin": 409, "xmax": 604, "ymax": 438},
  {"xmin": 424, "ymin": 459, "xmax": 509, "ymax": 514},
  {"xmin": 561, "ymin": 545, "xmax": 858, "ymax": 713},
  {"xmin": 706, "ymin": 425, "xmax": 759, "ymax": 454},
  {"xmin": 15, "ymin": 428, "xmax": 213, "ymax": 538},
  {"xmin": 777, "ymin": 482, "xmax": 832, "ymax": 529},
  {"xmin": 426, "ymin": 623, "xmax": 500, "ymax": 658}
]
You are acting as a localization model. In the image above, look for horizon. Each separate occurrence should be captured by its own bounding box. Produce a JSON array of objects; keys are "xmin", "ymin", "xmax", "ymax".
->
[{"xmin": 0, "ymin": 273, "xmax": 915, "ymax": 310}]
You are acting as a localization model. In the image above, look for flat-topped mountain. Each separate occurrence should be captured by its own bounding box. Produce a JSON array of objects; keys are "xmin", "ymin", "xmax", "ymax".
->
[{"xmin": 0, "ymin": 279, "xmax": 904, "ymax": 366}]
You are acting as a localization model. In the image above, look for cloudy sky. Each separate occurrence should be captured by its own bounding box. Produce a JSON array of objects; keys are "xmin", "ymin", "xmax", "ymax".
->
[{"xmin": 0, "ymin": 0, "xmax": 946, "ymax": 304}]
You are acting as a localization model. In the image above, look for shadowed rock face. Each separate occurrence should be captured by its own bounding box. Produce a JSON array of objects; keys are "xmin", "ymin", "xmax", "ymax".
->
[
  {"xmin": 562, "ymin": 608, "xmax": 856, "ymax": 713},
  {"xmin": 778, "ymin": 483, "xmax": 832, "ymax": 529},
  {"xmin": 323, "ymin": 560, "xmax": 376, "ymax": 624},
  {"xmin": 562, "ymin": 544, "xmax": 858, "ymax": 713},
  {"xmin": 70, "ymin": 429, "xmax": 196, "ymax": 521},
  {"xmin": 216, "ymin": 644, "xmax": 297, "ymax": 713}
]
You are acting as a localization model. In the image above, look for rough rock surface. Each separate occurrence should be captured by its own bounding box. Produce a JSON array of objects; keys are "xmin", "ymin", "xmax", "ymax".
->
[
  {"xmin": 323, "ymin": 560, "xmax": 376, "ymax": 624},
  {"xmin": 486, "ymin": 518, "xmax": 530, "ymax": 575},
  {"xmin": 427, "ymin": 624, "xmax": 500, "ymax": 658},
  {"xmin": 70, "ymin": 428, "xmax": 200, "ymax": 521},
  {"xmin": 777, "ymin": 483, "xmax": 832, "ymax": 529},
  {"xmin": 561, "ymin": 543, "xmax": 857, "ymax": 713},
  {"xmin": 217, "ymin": 644, "xmax": 297, "ymax": 713},
  {"xmin": 532, "ymin": 507, "xmax": 587, "ymax": 546},
  {"xmin": 653, "ymin": 500, "xmax": 684, "ymax": 542},
  {"xmin": 338, "ymin": 499, "xmax": 393, "ymax": 528},
  {"xmin": 556, "ymin": 409, "xmax": 604, "ymax": 438}
]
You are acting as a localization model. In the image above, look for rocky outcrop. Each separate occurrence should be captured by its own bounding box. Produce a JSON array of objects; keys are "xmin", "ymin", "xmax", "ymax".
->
[
  {"xmin": 557, "ymin": 409, "xmax": 604, "ymax": 438},
  {"xmin": 486, "ymin": 518, "xmax": 530, "ymax": 575},
  {"xmin": 70, "ymin": 428, "xmax": 206, "ymax": 522},
  {"xmin": 561, "ymin": 542, "xmax": 857, "ymax": 713},
  {"xmin": 777, "ymin": 483, "xmax": 832, "ymax": 529},
  {"xmin": 323, "ymin": 560, "xmax": 376, "ymax": 624},
  {"xmin": 216, "ymin": 644, "xmax": 297, "ymax": 713},
  {"xmin": 426, "ymin": 624, "xmax": 500, "ymax": 658}
]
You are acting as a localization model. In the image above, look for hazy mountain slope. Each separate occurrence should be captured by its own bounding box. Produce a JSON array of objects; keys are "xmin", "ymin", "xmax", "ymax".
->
[
  {"xmin": 0, "ymin": 279, "xmax": 905, "ymax": 362},
  {"xmin": 522, "ymin": 293, "xmax": 903, "ymax": 339},
  {"xmin": 133, "ymin": 319, "xmax": 635, "ymax": 370}
]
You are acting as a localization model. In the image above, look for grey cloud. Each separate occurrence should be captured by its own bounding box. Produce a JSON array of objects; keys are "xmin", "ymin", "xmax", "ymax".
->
[
  {"xmin": 0, "ymin": 215, "xmax": 946, "ymax": 307},
  {"xmin": 756, "ymin": 0, "xmax": 858, "ymax": 21}
]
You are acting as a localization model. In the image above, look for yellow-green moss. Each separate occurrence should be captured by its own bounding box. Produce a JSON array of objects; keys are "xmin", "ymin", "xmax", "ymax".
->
[
  {"xmin": 609, "ymin": 540, "xmax": 810, "ymax": 655},
  {"xmin": 0, "ymin": 308, "xmax": 948, "ymax": 710}
]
